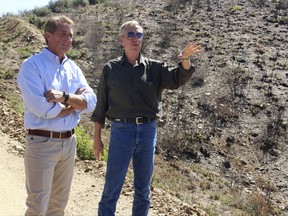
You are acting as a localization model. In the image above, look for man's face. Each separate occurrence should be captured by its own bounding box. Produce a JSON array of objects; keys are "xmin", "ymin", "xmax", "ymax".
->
[
  {"xmin": 120, "ymin": 24, "xmax": 143, "ymax": 54},
  {"xmin": 45, "ymin": 22, "xmax": 73, "ymax": 58}
]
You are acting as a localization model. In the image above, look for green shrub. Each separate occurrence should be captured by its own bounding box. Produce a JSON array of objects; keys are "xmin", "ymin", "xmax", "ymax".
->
[
  {"xmin": 100, "ymin": 142, "xmax": 108, "ymax": 162},
  {"xmin": 230, "ymin": 5, "xmax": 243, "ymax": 13},
  {"xmin": 29, "ymin": 16, "xmax": 46, "ymax": 29},
  {"xmin": 0, "ymin": 68, "xmax": 15, "ymax": 79},
  {"xmin": 103, "ymin": 0, "xmax": 109, "ymax": 7},
  {"xmin": 75, "ymin": 125, "xmax": 95, "ymax": 160},
  {"xmin": 67, "ymin": 49, "xmax": 81, "ymax": 59},
  {"xmin": 18, "ymin": 47, "xmax": 33, "ymax": 59},
  {"xmin": 32, "ymin": 7, "xmax": 51, "ymax": 17},
  {"xmin": 75, "ymin": 125, "xmax": 108, "ymax": 161},
  {"xmin": 6, "ymin": 90, "xmax": 24, "ymax": 115},
  {"xmin": 48, "ymin": 0, "xmax": 71, "ymax": 13},
  {"xmin": 71, "ymin": 0, "xmax": 89, "ymax": 7},
  {"xmin": 88, "ymin": 0, "xmax": 98, "ymax": 5}
]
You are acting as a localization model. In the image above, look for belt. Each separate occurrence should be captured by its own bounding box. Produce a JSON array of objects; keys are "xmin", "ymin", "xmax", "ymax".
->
[
  {"xmin": 108, "ymin": 117, "xmax": 156, "ymax": 125},
  {"xmin": 28, "ymin": 129, "xmax": 75, "ymax": 139}
]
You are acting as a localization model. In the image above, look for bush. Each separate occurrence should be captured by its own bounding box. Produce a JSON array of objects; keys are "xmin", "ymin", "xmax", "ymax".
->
[
  {"xmin": 18, "ymin": 47, "xmax": 33, "ymax": 59},
  {"xmin": 75, "ymin": 125, "xmax": 108, "ymax": 161},
  {"xmin": 29, "ymin": 16, "xmax": 46, "ymax": 29},
  {"xmin": 230, "ymin": 5, "xmax": 243, "ymax": 13},
  {"xmin": 88, "ymin": 0, "xmax": 98, "ymax": 5},
  {"xmin": 32, "ymin": 7, "xmax": 51, "ymax": 17},
  {"xmin": 48, "ymin": 0, "xmax": 71, "ymax": 13},
  {"xmin": 6, "ymin": 90, "xmax": 24, "ymax": 115},
  {"xmin": 0, "ymin": 68, "xmax": 15, "ymax": 79},
  {"xmin": 75, "ymin": 125, "xmax": 95, "ymax": 160},
  {"xmin": 67, "ymin": 49, "xmax": 81, "ymax": 59},
  {"xmin": 71, "ymin": 0, "xmax": 89, "ymax": 7}
]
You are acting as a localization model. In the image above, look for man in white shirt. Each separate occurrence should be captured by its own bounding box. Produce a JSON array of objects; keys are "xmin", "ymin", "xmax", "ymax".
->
[{"xmin": 17, "ymin": 15, "xmax": 96, "ymax": 216}]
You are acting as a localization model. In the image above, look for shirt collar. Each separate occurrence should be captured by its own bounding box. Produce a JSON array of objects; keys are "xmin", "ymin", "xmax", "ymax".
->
[
  {"xmin": 42, "ymin": 47, "xmax": 68, "ymax": 65},
  {"xmin": 120, "ymin": 52, "xmax": 146, "ymax": 66}
]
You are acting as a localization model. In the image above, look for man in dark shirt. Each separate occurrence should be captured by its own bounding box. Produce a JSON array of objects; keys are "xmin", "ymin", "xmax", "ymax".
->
[{"xmin": 91, "ymin": 20, "xmax": 201, "ymax": 216}]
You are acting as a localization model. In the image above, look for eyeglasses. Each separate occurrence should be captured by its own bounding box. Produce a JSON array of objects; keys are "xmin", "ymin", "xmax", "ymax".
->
[{"xmin": 126, "ymin": 32, "xmax": 144, "ymax": 39}]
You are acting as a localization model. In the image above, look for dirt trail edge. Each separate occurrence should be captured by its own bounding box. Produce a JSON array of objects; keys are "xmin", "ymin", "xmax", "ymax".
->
[
  {"xmin": 0, "ymin": 132, "xmax": 26, "ymax": 216},
  {"xmin": 0, "ymin": 129, "xmax": 207, "ymax": 216},
  {"xmin": 0, "ymin": 131, "xmax": 135, "ymax": 216}
]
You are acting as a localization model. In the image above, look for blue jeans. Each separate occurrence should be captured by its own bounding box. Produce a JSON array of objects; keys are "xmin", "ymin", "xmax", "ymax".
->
[{"xmin": 98, "ymin": 120, "xmax": 157, "ymax": 216}]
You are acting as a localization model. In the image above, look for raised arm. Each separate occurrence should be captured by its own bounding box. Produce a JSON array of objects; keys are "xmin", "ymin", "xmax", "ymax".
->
[{"xmin": 178, "ymin": 42, "xmax": 202, "ymax": 70}]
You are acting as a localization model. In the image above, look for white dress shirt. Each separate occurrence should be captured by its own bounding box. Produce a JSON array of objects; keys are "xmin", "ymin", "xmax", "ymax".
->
[{"xmin": 17, "ymin": 48, "xmax": 96, "ymax": 131}]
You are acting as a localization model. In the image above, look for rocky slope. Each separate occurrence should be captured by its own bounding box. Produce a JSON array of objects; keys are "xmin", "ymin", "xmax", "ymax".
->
[{"xmin": 1, "ymin": 0, "xmax": 288, "ymax": 215}]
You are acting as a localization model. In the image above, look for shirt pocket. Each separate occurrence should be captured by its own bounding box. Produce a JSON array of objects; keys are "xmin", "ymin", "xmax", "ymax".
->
[{"xmin": 138, "ymin": 79, "xmax": 157, "ymax": 105}]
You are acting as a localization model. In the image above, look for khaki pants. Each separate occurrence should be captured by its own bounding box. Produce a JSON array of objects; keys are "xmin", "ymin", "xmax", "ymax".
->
[{"xmin": 24, "ymin": 134, "xmax": 76, "ymax": 216}]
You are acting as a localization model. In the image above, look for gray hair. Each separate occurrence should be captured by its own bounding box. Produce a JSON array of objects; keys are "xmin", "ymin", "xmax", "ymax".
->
[{"xmin": 119, "ymin": 20, "xmax": 143, "ymax": 37}]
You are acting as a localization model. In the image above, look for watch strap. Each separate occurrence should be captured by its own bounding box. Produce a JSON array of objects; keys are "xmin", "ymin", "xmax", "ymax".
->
[{"xmin": 63, "ymin": 91, "xmax": 70, "ymax": 103}]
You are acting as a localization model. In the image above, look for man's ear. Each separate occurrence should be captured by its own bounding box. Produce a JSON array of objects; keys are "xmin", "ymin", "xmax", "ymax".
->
[
  {"xmin": 119, "ymin": 37, "xmax": 123, "ymax": 47},
  {"xmin": 45, "ymin": 32, "xmax": 52, "ymax": 42}
]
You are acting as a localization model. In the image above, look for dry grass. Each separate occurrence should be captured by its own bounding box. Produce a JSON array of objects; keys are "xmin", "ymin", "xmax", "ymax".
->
[{"xmin": 1, "ymin": 0, "xmax": 288, "ymax": 215}]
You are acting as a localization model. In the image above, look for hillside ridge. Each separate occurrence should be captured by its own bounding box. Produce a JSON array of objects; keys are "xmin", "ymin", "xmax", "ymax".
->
[{"xmin": 1, "ymin": 0, "xmax": 288, "ymax": 215}]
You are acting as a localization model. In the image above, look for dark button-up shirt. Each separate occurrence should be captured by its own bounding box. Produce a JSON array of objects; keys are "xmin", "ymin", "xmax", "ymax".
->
[{"xmin": 91, "ymin": 53, "xmax": 195, "ymax": 124}]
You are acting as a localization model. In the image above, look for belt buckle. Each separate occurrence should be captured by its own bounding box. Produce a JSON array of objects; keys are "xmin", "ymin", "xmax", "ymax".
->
[{"xmin": 136, "ymin": 117, "xmax": 143, "ymax": 125}]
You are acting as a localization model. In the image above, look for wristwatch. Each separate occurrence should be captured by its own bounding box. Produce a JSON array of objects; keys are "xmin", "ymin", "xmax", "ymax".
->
[{"xmin": 63, "ymin": 91, "xmax": 70, "ymax": 103}]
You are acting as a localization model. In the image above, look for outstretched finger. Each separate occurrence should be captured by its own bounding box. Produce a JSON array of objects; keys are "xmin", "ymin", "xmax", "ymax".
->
[{"xmin": 189, "ymin": 43, "xmax": 202, "ymax": 54}]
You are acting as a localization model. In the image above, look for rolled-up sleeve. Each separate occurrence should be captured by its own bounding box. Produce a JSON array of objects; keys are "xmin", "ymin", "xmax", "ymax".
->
[
  {"xmin": 73, "ymin": 67, "xmax": 97, "ymax": 113},
  {"xmin": 79, "ymin": 87, "xmax": 97, "ymax": 113}
]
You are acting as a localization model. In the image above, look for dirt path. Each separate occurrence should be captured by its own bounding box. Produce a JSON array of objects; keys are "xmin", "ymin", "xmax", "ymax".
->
[
  {"xmin": 0, "ymin": 134, "xmax": 26, "ymax": 216},
  {"xmin": 0, "ymin": 123, "xmax": 205, "ymax": 216},
  {"xmin": 0, "ymin": 131, "xmax": 161, "ymax": 216},
  {"xmin": 0, "ymin": 131, "xmax": 133, "ymax": 216}
]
